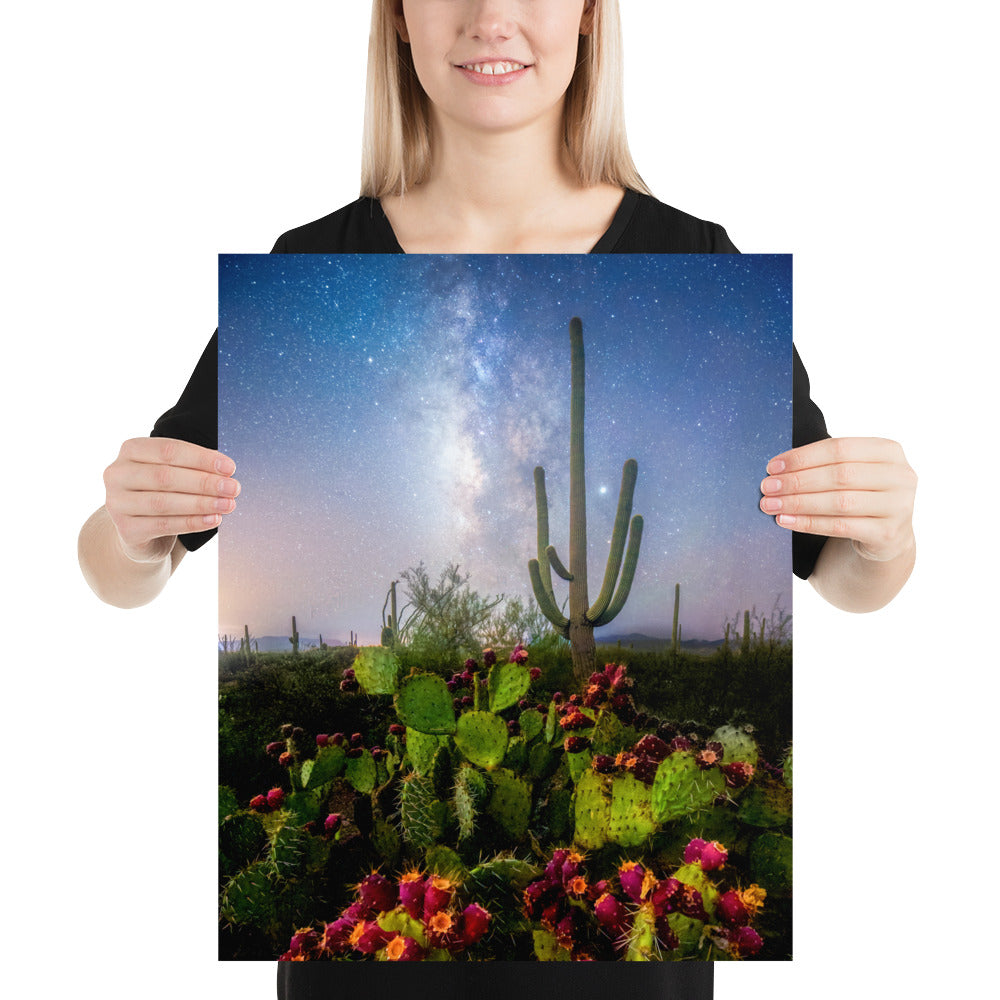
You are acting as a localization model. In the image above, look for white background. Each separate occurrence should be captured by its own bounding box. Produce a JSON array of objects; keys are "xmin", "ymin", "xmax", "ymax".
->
[{"xmin": 3, "ymin": 2, "xmax": 996, "ymax": 998}]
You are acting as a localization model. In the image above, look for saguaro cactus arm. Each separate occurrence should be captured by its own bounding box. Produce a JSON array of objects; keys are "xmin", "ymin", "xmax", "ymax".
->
[
  {"xmin": 587, "ymin": 458, "xmax": 639, "ymax": 623},
  {"xmin": 528, "ymin": 559, "xmax": 570, "ymax": 634},
  {"xmin": 545, "ymin": 544, "xmax": 573, "ymax": 582},
  {"xmin": 589, "ymin": 514, "xmax": 644, "ymax": 627}
]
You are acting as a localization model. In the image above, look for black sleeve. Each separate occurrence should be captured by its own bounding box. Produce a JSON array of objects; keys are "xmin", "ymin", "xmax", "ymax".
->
[
  {"xmin": 791, "ymin": 345, "xmax": 831, "ymax": 579},
  {"xmin": 149, "ymin": 331, "xmax": 219, "ymax": 552}
]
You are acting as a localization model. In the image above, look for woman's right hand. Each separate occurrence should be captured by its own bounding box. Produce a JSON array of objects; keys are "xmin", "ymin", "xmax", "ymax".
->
[{"xmin": 103, "ymin": 437, "xmax": 240, "ymax": 562}]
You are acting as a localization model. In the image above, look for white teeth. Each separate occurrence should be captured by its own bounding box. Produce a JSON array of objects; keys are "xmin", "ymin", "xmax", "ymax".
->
[{"xmin": 463, "ymin": 61, "xmax": 525, "ymax": 75}]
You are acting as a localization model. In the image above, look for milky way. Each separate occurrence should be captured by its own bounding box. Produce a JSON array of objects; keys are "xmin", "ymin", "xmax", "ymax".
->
[{"xmin": 218, "ymin": 254, "xmax": 792, "ymax": 644}]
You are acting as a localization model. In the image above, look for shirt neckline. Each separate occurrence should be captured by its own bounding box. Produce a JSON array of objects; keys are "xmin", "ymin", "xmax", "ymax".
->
[{"xmin": 372, "ymin": 188, "xmax": 639, "ymax": 254}]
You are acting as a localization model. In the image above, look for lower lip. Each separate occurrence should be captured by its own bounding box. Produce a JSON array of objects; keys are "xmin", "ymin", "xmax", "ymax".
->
[{"xmin": 455, "ymin": 65, "xmax": 530, "ymax": 87}]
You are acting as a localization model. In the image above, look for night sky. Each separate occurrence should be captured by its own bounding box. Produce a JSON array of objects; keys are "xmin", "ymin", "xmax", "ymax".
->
[{"xmin": 218, "ymin": 254, "xmax": 792, "ymax": 645}]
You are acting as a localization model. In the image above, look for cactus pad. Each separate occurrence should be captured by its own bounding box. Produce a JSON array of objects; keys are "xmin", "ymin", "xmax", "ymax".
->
[
  {"xmin": 737, "ymin": 780, "xmax": 792, "ymax": 828},
  {"xmin": 651, "ymin": 754, "xmax": 726, "ymax": 823},
  {"xmin": 219, "ymin": 785, "xmax": 239, "ymax": 825},
  {"xmin": 399, "ymin": 773, "xmax": 444, "ymax": 849},
  {"xmin": 608, "ymin": 772, "xmax": 656, "ymax": 847},
  {"xmin": 749, "ymin": 830, "xmax": 792, "ymax": 896},
  {"xmin": 454, "ymin": 710, "xmax": 508, "ymax": 770},
  {"xmin": 301, "ymin": 745, "xmax": 346, "ymax": 789},
  {"xmin": 425, "ymin": 844, "xmax": 468, "ymax": 881},
  {"xmin": 624, "ymin": 904, "xmax": 658, "ymax": 961},
  {"xmin": 282, "ymin": 789, "xmax": 323, "ymax": 827},
  {"xmin": 487, "ymin": 662, "xmax": 531, "ymax": 713},
  {"xmin": 345, "ymin": 749, "xmax": 377, "ymax": 794},
  {"xmin": 572, "ymin": 769, "xmax": 610, "ymax": 849},
  {"xmin": 395, "ymin": 674, "xmax": 457, "ymax": 735},
  {"xmin": 712, "ymin": 725, "xmax": 760, "ymax": 766},
  {"xmin": 220, "ymin": 860, "xmax": 278, "ymax": 928},
  {"xmin": 566, "ymin": 747, "xmax": 593, "ymax": 785},
  {"xmin": 352, "ymin": 646, "xmax": 401, "ymax": 694},
  {"xmin": 219, "ymin": 813, "xmax": 266, "ymax": 876},
  {"xmin": 487, "ymin": 768, "xmax": 532, "ymax": 840},
  {"xmin": 533, "ymin": 928, "xmax": 572, "ymax": 961},
  {"xmin": 590, "ymin": 709, "xmax": 628, "ymax": 755},
  {"xmin": 519, "ymin": 708, "xmax": 544, "ymax": 742},
  {"xmin": 405, "ymin": 728, "xmax": 448, "ymax": 776}
]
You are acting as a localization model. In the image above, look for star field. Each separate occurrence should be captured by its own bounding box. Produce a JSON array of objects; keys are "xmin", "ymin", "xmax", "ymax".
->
[{"xmin": 218, "ymin": 254, "xmax": 792, "ymax": 644}]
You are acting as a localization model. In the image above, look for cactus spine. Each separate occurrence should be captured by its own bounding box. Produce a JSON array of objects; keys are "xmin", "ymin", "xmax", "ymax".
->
[
  {"xmin": 528, "ymin": 317, "xmax": 644, "ymax": 683},
  {"xmin": 289, "ymin": 616, "xmax": 299, "ymax": 655}
]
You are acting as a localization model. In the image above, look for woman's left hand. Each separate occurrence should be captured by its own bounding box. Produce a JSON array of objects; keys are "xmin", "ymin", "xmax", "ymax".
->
[{"xmin": 760, "ymin": 437, "xmax": 917, "ymax": 562}]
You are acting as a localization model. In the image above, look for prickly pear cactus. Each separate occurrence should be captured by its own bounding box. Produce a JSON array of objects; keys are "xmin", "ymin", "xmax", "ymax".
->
[
  {"xmin": 487, "ymin": 768, "xmax": 531, "ymax": 840},
  {"xmin": 573, "ymin": 768, "xmax": 610, "ymax": 849},
  {"xmin": 395, "ymin": 673, "xmax": 457, "ymax": 735},
  {"xmin": 398, "ymin": 772, "xmax": 445, "ymax": 849},
  {"xmin": 712, "ymin": 725, "xmax": 759, "ymax": 766},
  {"xmin": 608, "ymin": 772, "xmax": 656, "ymax": 847},
  {"xmin": 406, "ymin": 727, "xmax": 448, "ymax": 776},
  {"xmin": 301, "ymin": 745, "xmax": 345, "ymax": 789},
  {"xmin": 737, "ymin": 779, "xmax": 792, "ymax": 828},
  {"xmin": 651, "ymin": 753, "xmax": 726, "ymax": 823},
  {"xmin": 487, "ymin": 661, "xmax": 531, "ymax": 712},
  {"xmin": 352, "ymin": 645, "xmax": 400, "ymax": 694},
  {"xmin": 454, "ymin": 710, "xmax": 508, "ymax": 769}
]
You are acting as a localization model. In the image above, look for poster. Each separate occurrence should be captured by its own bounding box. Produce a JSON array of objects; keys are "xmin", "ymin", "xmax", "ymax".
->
[{"xmin": 218, "ymin": 254, "xmax": 793, "ymax": 962}]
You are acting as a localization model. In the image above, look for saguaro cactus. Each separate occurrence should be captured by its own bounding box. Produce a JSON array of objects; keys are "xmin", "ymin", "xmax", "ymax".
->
[
  {"xmin": 381, "ymin": 581, "xmax": 399, "ymax": 647},
  {"xmin": 528, "ymin": 317, "xmax": 644, "ymax": 682},
  {"xmin": 672, "ymin": 583, "xmax": 681, "ymax": 654},
  {"xmin": 289, "ymin": 616, "xmax": 299, "ymax": 655}
]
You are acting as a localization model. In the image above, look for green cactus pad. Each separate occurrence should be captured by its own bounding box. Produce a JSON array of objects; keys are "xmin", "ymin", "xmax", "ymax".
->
[
  {"xmin": 487, "ymin": 768, "xmax": 532, "ymax": 840},
  {"xmin": 737, "ymin": 780, "xmax": 792, "ymax": 828},
  {"xmin": 395, "ymin": 673, "xmax": 457, "ymax": 735},
  {"xmin": 503, "ymin": 735, "xmax": 527, "ymax": 772},
  {"xmin": 454, "ymin": 710, "xmax": 508, "ymax": 770},
  {"xmin": 544, "ymin": 701, "xmax": 558, "ymax": 743},
  {"xmin": 749, "ymin": 830, "xmax": 792, "ymax": 896},
  {"xmin": 377, "ymin": 909, "xmax": 429, "ymax": 949},
  {"xmin": 712, "ymin": 725, "xmax": 760, "ymax": 766},
  {"xmin": 469, "ymin": 855, "xmax": 540, "ymax": 889},
  {"xmin": 533, "ymin": 928, "xmax": 572, "ymax": 961},
  {"xmin": 405, "ymin": 728, "xmax": 448, "ymax": 776},
  {"xmin": 572, "ymin": 769, "xmax": 610, "ymax": 849},
  {"xmin": 544, "ymin": 787, "xmax": 574, "ymax": 841},
  {"xmin": 352, "ymin": 645, "xmax": 401, "ymax": 694},
  {"xmin": 673, "ymin": 862, "xmax": 720, "ymax": 918},
  {"xmin": 430, "ymin": 744, "xmax": 454, "ymax": 801},
  {"xmin": 665, "ymin": 911, "xmax": 705, "ymax": 957},
  {"xmin": 608, "ymin": 772, "xmax": 656, "ymax": 847},
  {"xmin": 301, "ymin": 745, "xmax": 346, "ymax": 789},
  {"xmin": 425, "ymin": 844, "xmax": 468, "ymax": 881},
  {"xmin": 282, "ymin": 789, "xmax": 323, "ymax": 827},
  {"xmin": 399, "ymin": 773, "xmax": 444, "ymax": 849},
  {"xmin": 219, "ymin": 785, "xmax": 239, "ymax": 825},
  {"xmin": 624, "ymin": 904, "xmax": 658, "ymax": 961},
  {"xmin": 487, "ymin": 662, "xmax": 531, "ymax": 713},
  {"xmin": 566, "ymin": 748, "xmax": 593, "ymax": 785},
  {"xmin": 519, "ymin": 708, "xmax": 544, "ymax": 742},
  {"xmin": 345, "ymin": 750, "xmax": 377, "ymax": 794},
  {"xmin": 590, "ymin": 709, "xmax": 628, "ymax": 755},
  {"xmin": 528, "ymin": 741, "xmax": 556, "ymax": 780},
  {"xmin": 651, "ymin": 754, "xmax": 726, "ymax": 823},
  {"xmin": 220, "ymin": 860, "xmax": 278, "ymax": 927},
  {"xmin": 219, "ymin": 813, "xmax": 266, "ymax": 875},
  {"xmin": 271, "ymin": 825, "xmax": 312, "ymax": 878}
]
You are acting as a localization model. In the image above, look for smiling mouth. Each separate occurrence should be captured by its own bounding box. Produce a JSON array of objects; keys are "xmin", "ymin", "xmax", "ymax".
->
[{"xmin": 457, "ymin": 61, "xmax": 528, "ymax": 76}]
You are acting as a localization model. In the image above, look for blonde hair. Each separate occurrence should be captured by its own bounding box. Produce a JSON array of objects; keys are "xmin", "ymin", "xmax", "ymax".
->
[{"xmin": 361, "ymin": 0, "xmax": 651, "ymax": 198}]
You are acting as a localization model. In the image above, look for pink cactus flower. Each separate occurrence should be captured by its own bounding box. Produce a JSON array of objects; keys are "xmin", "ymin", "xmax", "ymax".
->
[{"xmin": 384, "ymin": 933, "xmax": 424, "ymax": 961}]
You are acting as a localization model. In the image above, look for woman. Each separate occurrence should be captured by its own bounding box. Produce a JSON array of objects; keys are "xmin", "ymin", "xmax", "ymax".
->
[{"xmin": 78, "ymin": 1, "xmax": 916, "ymax": 995}]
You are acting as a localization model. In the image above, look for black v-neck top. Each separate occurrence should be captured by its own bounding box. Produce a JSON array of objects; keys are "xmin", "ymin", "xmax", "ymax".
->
[{"xmin": 154, "ymin": 190, "xmax": 829, "ymax": 581}]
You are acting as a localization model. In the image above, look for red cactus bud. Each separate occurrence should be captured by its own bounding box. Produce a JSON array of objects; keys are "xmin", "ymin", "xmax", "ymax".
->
[
  {"xmin": 545, "ymin": 849, "xmax": 570, "ymax": 879},
  {"xmin": 464, "ymin": 658, "xmax": 478, "ymax": 670},
  {"xmin": 330, "ymin": 732, "xmax": 345, "ymax": 746},
  {"xmin": 350, "ymin": 732, "xmax": 363, "ymax": 747},
  {"xmin": 459, "ymin": 902, "xmax": 490, "ymax": 946},
  {"xmin": 732, "ymin": 925, "xmax": 763, "ymax": 956},
  {"xmin": 342, "ymin": 668, "xmax": 355, "ymax": 681},
  {"xmin": 633, "ymin": 734, "xmax": 670, "ymax": 762},
  {"xmin": 684, "ymin": 838, "xmax": 708, "ymax": 864},
  {"xmin": 529, "ymin": 666, "xmax": 541, "ymax": 681},
  {"xmin": 422, "ymin": 875, "xmax": 454, "ymax": 918},
  {"xmin": 588, "ymin": 879, "xmax": 609, "ymax": 900},
  {"xmin": 460, "ymin": 669, "xmax": 474, "ymax": 685},
  {"xmin": 266, "ymin": 741, "xmax": 285, "ymax": 755},
  {"xmin": 706, "ymin": 740, "xmax": 724, "ymax": 755},
  {"xmin": 314, "ymin": 734, "xmax": 328, "ymax": 748},
  {"xmin": 678, "ymin": 884, "xmax": 708, "ymax": 921},
  {"xmin": 266, "ymin": 787, "xmax": 285, "ymax": 809},
  {"xmin": 371, "ymin": 746, "xmax": 387, "ymax": 760},
  {"xmin": 389, "ymin": 723, "xmax": 405, "ymax": 736},
  {"xmin": 447, "ymin": 679, "xmax": 460, "ymax": 693},
  {"xmin": 670, "ymin": 735, "xmax": 693, "ymax": 752},
  {"xmin": 278, "ymin": 751, "xmax": 293, "ymax": 766},
  {"xmin": 655, "ymin": 917, "xmax": 680, "ymax": 951},
  {"xmin": 356, "ymin": 872, "xmax": 397, "ymax": 913},
  {"xmin": 280, "ymin": 723, "xmax": 294, "ymax": 737},
  {"xmin": 349, "ymin": 919, "xmax": 391, "ymax": 954},
  {"xmin": 518, "ymin": 698, "xmax": 531, "ymax": 710},
  {"xmin": 384, "ymin": 933, "xmax": 424, "ymax": 961},
  {"xmin": 319, "ymin": 916, "xmax": 355, "ymax": 955},
  {"xmin": 552, "ymin": 691, "xmax": 564, "ymax": 704},
  {"xmin": 340, "ymin": 678, "xmax": 359, "ymax": 691},
  {"xmin": 398, "ymin": 870, "xmax": 426, "ymax": 918},
  {"xmin": 288, "ymin": 927, "xmax": 318, "ymax": 957},
  {"xmin": 324, "ymin": 813, "xmax": 342, "ymax": 835},
  {"xmin": 618, "ymin": 861, "xmax": 646, "ymax": 903},
  {"xmin": 507, "ymin": 719, "xmax": 520, "ymax": 735},
  {"xmin": 632, "ymin": 756, "xmax": 659, "ymax": 784},
  {"xmin": 461, "ymin": 695, "xmax": 473, "ymax": 707},
  {"xmin": 650, "ymin": 877, "xmax": 682, "ymax": 916},
  {"xmin": 721, "ymin": 761, "xmax": 755, "ymax": 788},
  {"xmin": 560, "ymin": 709, "xmax": 589, "ymax": 731},
  {"xmin": 453, "ymin": 697, "xmax": 463, "ymax": 710},
  {"xmin": 249, "ymin": 794, "xmax": 267, "ymax": 811},
  {"xmin": 564, "ymin": 735, "xmax": 589, "ymax": 753},
  {"xmin": 716, "ymin": 890, "xmax": 749, "ymax": 928},
  {"xmin": 699, "ymin": 841, "xmax": 728, "ymax": 872},
  {"xmin": 591, "ymin": 753, "xmax": 616, "ymax": 774},
  {"xmin": 483, "ymin": 648, "xmax": 497, "ymax": 666}
]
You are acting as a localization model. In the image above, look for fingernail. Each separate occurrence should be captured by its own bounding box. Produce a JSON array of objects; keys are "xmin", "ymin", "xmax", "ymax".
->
[
  {"xmin": 203, "ymin": 514, "xmax": 221, "ymax": 526},
  {"xmin": 761, "ymin": 478, "xmax": 782, "ymax": 493},
  {"xmin": 219, "ymin": 478, "xmax": 239, "ymax": 496},
  {"xmin": 777, "ymin": 514, "xmax": 796, "ymax": 526},
  {"xmin": 761, "ymin": 497, "xmax": 782, "ymax": 512},
  {"xmin": 767, "ymin": 459, "xmax": 785, "ymax": 474},
  {"xmin": 216, "ymin": 457, "xmax": 236, "ymax": 475}
]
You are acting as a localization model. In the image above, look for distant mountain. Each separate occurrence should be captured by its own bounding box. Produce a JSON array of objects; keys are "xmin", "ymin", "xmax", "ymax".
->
[{"xmin": 596, "ymin": 632, "xmax": 724, "ymax": 652}]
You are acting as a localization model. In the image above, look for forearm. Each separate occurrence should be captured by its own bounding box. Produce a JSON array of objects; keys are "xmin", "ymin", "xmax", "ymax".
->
[
  {"xmin": 77, "ymin": 506, "xmax": 187, "ymax": 608},
  {"xmin": 807, "ymin": 533, "xmax": 916, "ymax": 613}
]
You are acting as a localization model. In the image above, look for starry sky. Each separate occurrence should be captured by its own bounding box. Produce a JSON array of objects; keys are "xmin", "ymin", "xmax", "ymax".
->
[{"xmin": 218, "ymin": 254, "xmax": 792, "ymax": 645}]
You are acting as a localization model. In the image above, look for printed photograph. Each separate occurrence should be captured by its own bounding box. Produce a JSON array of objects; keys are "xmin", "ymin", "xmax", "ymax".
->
[{"xmin": 218, "ymin": 254, "xmax": 793, "ymax": 962}]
